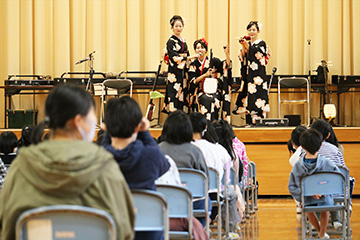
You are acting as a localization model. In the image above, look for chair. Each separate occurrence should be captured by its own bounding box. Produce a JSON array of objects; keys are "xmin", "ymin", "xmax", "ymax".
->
[
  {"xmin": 208, "ymin": 167, "xmax": 224, "ymax": 240},
  {"xmin": 301, "ymin": 171, "xmax": 347, "ymax": 240},
  {"xmin": 16, "ymin": 205, "xmax": 116, "ymax": 240},
  {"xmin": 156, "ymin": 184, "xmax": 193, "ymax": 239},
  {"xmin": 99, "ymin": 79, "xmax": 133, "ymax": 123},
  {"xmin": 178, "ymin": 168, "xmax": 209, "ymax": 237},
  {"xmin": 249, "ymin": 161, "xmax": 258, "ymax": 212},
  {"xmin": 278, "ymin": 77, "xmax": 310, "ymax": 126},
  {"xmin": 131, "ymin": 189, "xmax": 169, "ymax": 240},
  {"xmin": 242, "ymin": 163, "xmax": 252, "ymax": 218},
  {"xmin": 336, "ymin": 166, "xmax": 351, "ymax": 238}
]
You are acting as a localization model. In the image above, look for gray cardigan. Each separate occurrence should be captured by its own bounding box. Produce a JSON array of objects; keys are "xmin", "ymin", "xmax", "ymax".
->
[{"xmin": 159, "ymin": 141, "xmax": 209, "ymax": 178}]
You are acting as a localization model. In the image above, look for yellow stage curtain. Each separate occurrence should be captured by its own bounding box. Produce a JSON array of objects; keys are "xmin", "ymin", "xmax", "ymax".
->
[{"xmin": 0, "ymin": 0, "xmax": 359, "ymax": 126}]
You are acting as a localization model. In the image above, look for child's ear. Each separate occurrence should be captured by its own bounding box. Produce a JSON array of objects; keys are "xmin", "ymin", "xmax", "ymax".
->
[{"xmin": 101, "ymin": 123, "xmax": 107, "ymax": 132}]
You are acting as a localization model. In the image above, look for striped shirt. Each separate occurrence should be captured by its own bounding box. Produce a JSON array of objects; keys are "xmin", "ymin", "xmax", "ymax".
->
[{"xmin": 0, "ymin": 158, "xmax": 8, "ymax": 190}]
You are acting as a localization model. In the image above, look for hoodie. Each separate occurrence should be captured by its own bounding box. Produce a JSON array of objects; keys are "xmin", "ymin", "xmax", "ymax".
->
[
  {"xmin": 102, "ymin": 131, "xmax": 170, "ymax": 191},
  {"xmin": 288, "ymin": 154, "xmax": 339, "ymax": 203},
  {"xmin": 0, "ymin": 140, "xmax": 135, "ymax": 240}
]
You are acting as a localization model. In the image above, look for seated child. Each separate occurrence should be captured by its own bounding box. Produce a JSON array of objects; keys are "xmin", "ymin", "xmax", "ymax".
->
[
  {"xmin": 102, "ymin": 96, "xmax": 170, "ymax": 240},
  {"xmin": 288, "ymin": 129, "xmax": 339, "ymax": 239}
]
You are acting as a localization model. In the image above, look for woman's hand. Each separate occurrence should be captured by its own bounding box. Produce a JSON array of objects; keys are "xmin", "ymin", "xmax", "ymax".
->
[
  {"xmin": 173, "ymin": 56, "xmax": 183, "ymax": 64},
  {"xmin": 224, "ymin": 44, "xmax": 230, "ymax": 56}
]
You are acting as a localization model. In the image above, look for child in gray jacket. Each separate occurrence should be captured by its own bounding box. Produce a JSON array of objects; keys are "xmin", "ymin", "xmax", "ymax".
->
[{"xmin": 288, "ymin": 129, "xmax": 339, "ymax": 239}]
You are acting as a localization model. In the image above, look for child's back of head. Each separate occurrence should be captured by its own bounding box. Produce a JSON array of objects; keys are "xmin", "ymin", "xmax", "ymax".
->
[
  {"xmin": 104, "ymin": 96, "xmax": 142, "ymax": 138},
  {"xmin": 300, "ymin": 129, "xmax": 323, "ymax": 155}
]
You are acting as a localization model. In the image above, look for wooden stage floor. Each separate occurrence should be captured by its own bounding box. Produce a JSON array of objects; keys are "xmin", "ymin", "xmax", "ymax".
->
[
  {"xmin": 239, "ymin": 198, "xmax": 359, "ymax": 239},
  {"xmin": 2, "ymin": 126, "xmax": 360, "ymax": 195}
]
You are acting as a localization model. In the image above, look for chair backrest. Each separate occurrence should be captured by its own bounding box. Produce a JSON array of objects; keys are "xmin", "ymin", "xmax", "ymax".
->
[
  {"xmin": 103, "ymin": 79, "xmax": 133, "ymax": 95},
  {"xmin": 16, "ymin": 205, "xmax": 116, "ymax": 240},
  {"xmin": 156, "ymin": 184, "xmax": 192, "ymax": 238},
  {"xmin": 203, "ymin": 78, "xmax": 217, "ymax": 94},
  {"xmin": 301, "ymin": 171, "xmax": 345, "ymax": 198},
  {"xmin": 178, "ymin": 168, "xmax": 208, "ymax": 198},
  {"xmin": 208, "ymin": 167, "xmax": 220, "ymax": 191},
  {"xmin": 337, "ymin": 166, "xmax": 349, "ymax": 188},
  {"xmin": 131, "ymin": 189, "xmax": 169, "ymax": 239},
  {"xmin": 229, "ymin": 167, "xmax": 237, "ymax": 186},
  {"xmin": 278, "ymin": 77, "xmax": 308, "ymax": 88}
]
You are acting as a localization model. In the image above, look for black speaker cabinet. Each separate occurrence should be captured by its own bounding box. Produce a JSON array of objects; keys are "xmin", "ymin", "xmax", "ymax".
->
[{"xmin": 284, "ymin": 115, "xmax": 301, "ymax": 126}]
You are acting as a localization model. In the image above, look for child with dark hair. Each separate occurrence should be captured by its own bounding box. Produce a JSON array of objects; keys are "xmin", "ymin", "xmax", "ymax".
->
[
  {"xmin": 102, "ymin": 96, "xmax": 170, "ymax": 191},
  {"xmin": 102, "ymin": 96, "xmax": 170, "ymax": 240},
  {"xmin": 159, "ymin": 110, "xmax": 210, "ymax": 227},
  {"xmin": 198, "ymin": 44, "xmax": 232, "ymax": 122},
  {"xmin": 289, "ymin": 125, "xmax": 307, "ymax": 167},
  {"xmin": 18, "ymin": 125, "xmax": 34, "ymax": 149},
  {"xmin": 0, "ymin": 85, "xmax": 135, "ymax": 240},
  {"xmin": 288, "ymin": 129, "xmax": 339, "ymax": 239},
  {"xmin": 0, "ymin": 131, "xmax": 18, "ymax": 165},
  {"xmin": 213, "ymin": 121, "xmax": 245, "ymax": 226},
  {"xmin": 190, "ymin": 113, "xmax": 240, "ymax": 237},
  {"xmin": 309, "ymin": 119, "xmax": 353, "ymax": 230}
]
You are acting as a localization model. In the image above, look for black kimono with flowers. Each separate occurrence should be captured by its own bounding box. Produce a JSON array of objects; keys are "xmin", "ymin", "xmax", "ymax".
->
[
  {"xmin": 198, "ymin": 60, "xmax": 232, "ymax": 122},
  {"xmin": 163, "ymin": 35, "xmax": 189, "ymax": 112},
  {"xmin": 246, "ymin": 39, "xmax": 269, "ymax": 124},
  {"xmin": 187, "ymin": 57, "xmax": 210, "ymax": 112}
]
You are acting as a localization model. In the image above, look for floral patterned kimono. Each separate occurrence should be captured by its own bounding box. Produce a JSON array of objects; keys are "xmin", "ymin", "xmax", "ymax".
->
[
  {"xmin": 187, "ymin": 56, "xmax": 210, "ymax": 112},
  {"xmin": 246, "ymin": 39, "xmax": 270, "ymax": 124},
  {"xmin": 163, "ymin": 35, "xmax": 189, "ymax": 112},
  {"xmin": 198, "ymin": 60, "xmax": 232, "ymax": 122}
]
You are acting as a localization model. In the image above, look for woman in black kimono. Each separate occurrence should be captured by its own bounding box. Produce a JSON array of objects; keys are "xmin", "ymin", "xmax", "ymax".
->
[
  {"xmin": 163, "ymin": 15, "xmax": 198, "ymax": 113},
  {"xmin": 233, "ymin": 21, "xmax": 270, "ymax": 125},
  {"xmin": 198, "ymin": 45, "xmax": 232, "ymax": 123},
  {"xmin": 188, "ymin": 38, "xmax": 210, "ymax": 112}
]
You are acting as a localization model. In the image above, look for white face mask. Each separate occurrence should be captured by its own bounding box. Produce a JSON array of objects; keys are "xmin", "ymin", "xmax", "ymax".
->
[{"xmin": 78, "ymin": 118, "xmax": 97, "ymax": 142}]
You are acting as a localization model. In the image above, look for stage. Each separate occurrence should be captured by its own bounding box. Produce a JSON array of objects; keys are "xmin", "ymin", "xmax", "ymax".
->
[{"xmin": 1, "ymin": 126, "xmax": 359, "ymax": 196}]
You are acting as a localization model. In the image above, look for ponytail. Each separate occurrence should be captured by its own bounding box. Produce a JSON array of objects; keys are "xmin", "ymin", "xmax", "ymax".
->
[{"xmin": 32, "ymin": 118, "xmax": 49, "ymax": 144}]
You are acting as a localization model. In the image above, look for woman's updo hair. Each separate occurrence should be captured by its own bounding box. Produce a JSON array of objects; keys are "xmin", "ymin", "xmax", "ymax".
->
[
  {"xmin": 247, "ymin": 21, "xmax": 260, "ymax": 31},
  {"xmin": 32, "ymin": 85, "xmax": 95, "ymax": 144},
  {"xmin": 170, "ymin": 15, "xmax": 184, "ymax": 27},
  {"xmin": 193, "ymin": 38, "xmax": 208, "ymax": 51}
]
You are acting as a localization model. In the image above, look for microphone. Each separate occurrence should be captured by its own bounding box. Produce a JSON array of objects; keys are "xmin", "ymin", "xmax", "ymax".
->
[
  {"xmin": 75, "ymin": 57, "xmax": 90, "ymax": 65},
  {"xmin": 272, "ymin": 67, "xmax": 277, "ymax": 73},
  {"xmin": 75, "ymin": 51, "xmax": 96, "ymax": 65}
]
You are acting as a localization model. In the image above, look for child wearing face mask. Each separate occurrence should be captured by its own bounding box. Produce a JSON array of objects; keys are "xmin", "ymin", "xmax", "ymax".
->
[
  {"xmin": 0, "ymin": 85, "xmax": 135, "ymax": 240},
  {"xmin": 102, "ymin": 96, "xmax": 170, "ymax": 240}
]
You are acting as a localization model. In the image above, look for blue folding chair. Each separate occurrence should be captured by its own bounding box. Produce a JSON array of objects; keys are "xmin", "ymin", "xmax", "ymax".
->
[
  {"xmin": 178, "ymin": 168, "xmax": 209, "ymax": 237},
  {"xmin": 336, "ymin": 166, "xmax": 351, "ymax": 238},
  {"xmin": 249, "ymin": 161, "xmax": 258, "ymax": 212},
  {"xmin": 208, "ymin": 167, "xmax": 224, "ymax": 240},
  {"xmin": 16, "ymin": 205, "xmax": 116, "ymax": 240},
  {"xmin": 131, "ymin": 189, "xmax": 169, "ymax": 240},
  {"xmin": 301, "ymin": 171, "xmax": 347, "ymax": 240},
  {"xmin": 156, "ymin": 184, "xmax": 193, "ymax": 239}
]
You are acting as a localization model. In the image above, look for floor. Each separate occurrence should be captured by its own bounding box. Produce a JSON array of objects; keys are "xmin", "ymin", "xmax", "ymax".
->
[{"xmin": 236, "ymin": 198, "xmax": 359, "ymax": 239}]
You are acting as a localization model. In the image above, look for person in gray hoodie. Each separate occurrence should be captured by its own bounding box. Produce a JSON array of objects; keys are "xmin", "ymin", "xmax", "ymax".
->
[
  {"xmin": 288, "ymin": 129, "xmax": 339, "ymax": 239},
  {"xmin": 0, "ymin": 85, "xmax": 135, "ymax": 240}
]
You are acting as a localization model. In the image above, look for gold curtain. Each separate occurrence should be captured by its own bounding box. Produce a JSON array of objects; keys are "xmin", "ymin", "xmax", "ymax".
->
[{"xmin": 0, "ymin": 0, "xmax": 359, "ymax": 127}]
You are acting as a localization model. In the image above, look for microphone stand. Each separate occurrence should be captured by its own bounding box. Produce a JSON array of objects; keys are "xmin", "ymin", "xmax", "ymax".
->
[
  {"xmin": 85, "ymin": 52, "xmax": 95, "ymax": 92},
  {"xmin": 307, "ymin": 39, "xmax": 312, "ymax": 123}
]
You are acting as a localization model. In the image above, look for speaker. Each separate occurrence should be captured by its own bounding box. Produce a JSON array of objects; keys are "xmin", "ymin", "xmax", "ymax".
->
[
  {"xmin": 284, "ymin": 115, "xmax": 301, "ymax": 126},
  {"xmin": 255, "ymin": 118, "xmax": 289, "ymax": 127}
]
